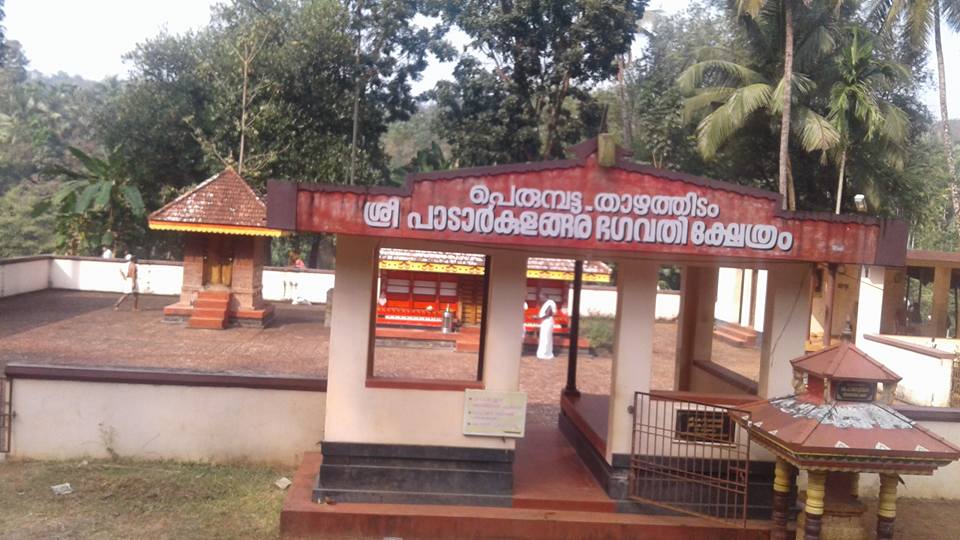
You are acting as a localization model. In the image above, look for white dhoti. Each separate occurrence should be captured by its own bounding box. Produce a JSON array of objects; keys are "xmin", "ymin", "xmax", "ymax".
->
[
  {"xmin": 537, "ymin": 317, "xmax": 555, "ymax": 359},
  {"xmin": 536, "ymin": 299, "xmax": 557, "ymax": 360}
]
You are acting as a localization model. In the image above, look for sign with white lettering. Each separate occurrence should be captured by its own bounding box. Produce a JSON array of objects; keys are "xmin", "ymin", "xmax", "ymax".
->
[
  {"xmin": 462, "ymin": 389, "xmax": 527, "ymax": 438},
  {"xmin": 271, "ymin": 141, "xmax": 905, "ymax": 266},
  {"xmin": 365, "ymin": 187, "xmax": 794, "ymax": 252}
]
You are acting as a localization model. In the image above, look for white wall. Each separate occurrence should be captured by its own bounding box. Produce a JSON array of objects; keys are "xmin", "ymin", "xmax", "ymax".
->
[
  {"xmin": 263, "ymin": 268, "xmax": 335, "ymax": 303},
  {"xmin": 9, "ymin": 378, "xmax": 325, "ymax": 466},
  {"xmin": 0, "ymin": 258, "xmax": 49, "ymax": 297},
  {"xmin": 714, "ymin": 267, "xmax": 743, "ymax": 324},
  {"xmin": 0, "ymin": 256, "xmax": 336, "ymax": 303},
  {"xmin": 859, "ymin": 336, "xmax": 955, "ymax": 407},
  {"xmin": 580, "ymin": 286, "xmax": 680, "ymax": 320},
  {"xmin": 49, "ymin": 258, "xmax": 184, "ymax": 295}
]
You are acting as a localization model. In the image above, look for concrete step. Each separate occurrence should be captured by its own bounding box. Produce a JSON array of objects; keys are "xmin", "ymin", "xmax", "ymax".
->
[
  {"xmin": 715, "ymin": 321, "xmax": 759, "ymax": 338},
  {"xmin": 714, "ymin": 324, "xmax": 758, "ymax": 348},
  {"xmin": 195, "ymin": 298, "xmax": 230, "ymax": 310},
  {"xmin": 191, "ymin": 307, "xmax": 228, "ymax": 319},
  {"xmin": 188, "ymin": 316, "xmax": 228, "ymax": 330},
  {"xmin": 197, "ymin": 290, "xmax": 231, "ymax": 301}
]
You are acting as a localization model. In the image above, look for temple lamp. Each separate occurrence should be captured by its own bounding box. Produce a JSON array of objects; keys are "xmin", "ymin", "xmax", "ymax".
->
[{"xmin": 853, "ymin": 194, "xmax": 867, "ymax": 213}]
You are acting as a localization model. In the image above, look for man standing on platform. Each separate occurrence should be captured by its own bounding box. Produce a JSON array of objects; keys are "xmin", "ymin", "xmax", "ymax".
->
[{"xmin": 536, "ymin": 292, "xmax": 557, "ymax": 360}]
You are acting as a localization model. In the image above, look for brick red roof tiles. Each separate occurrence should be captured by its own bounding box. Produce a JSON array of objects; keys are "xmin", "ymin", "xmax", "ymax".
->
[
  {"xmin": 791, "ymin": 341, "xmax": 901, "ymax": 383},
  {"xmin": 149, "ymin": 169, "xmax": 267, "ymax": 228}
]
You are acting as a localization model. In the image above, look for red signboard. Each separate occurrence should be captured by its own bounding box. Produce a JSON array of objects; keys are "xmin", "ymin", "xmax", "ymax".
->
[{"xmin": 267, "ymin": 139, "xmax": 906, "ymax": 266}]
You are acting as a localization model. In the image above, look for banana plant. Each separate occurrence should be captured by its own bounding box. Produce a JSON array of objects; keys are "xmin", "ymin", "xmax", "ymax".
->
[{"xmin": 49, "ymin": 146, "xmax": 145, "ymax": 251}]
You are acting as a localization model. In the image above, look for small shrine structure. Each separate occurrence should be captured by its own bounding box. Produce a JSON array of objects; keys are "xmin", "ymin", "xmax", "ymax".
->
[
  {"xmin": 148, "ymin": 168, "xmax": 280, "ymax": 329},
  {"xmin": 736, "ymin": 340, "xmax": 960, "ymax": 540},
  {"xmin": 376, "ymin": 247, "xmax": 611, "ymax": 331}
]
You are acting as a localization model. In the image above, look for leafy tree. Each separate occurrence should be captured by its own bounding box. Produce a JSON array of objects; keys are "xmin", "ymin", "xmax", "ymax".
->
[
  {"xmin": 732, "ymin": 0, "xmax": 843, "ymax": 210},
  {"xmin": 826, "ymin": 27, "xmax": 909, "ymax": 213},
  {"xmin": 0, "ymin": 0, "xmax": 6, "ymax": 66},
  {"xmin": 431, "ymin": 0, "xmax": 649, "ymax": 165},
  {"xmin": 46, "ymin": 147, "xmax": 145, "ymax": 254},
  {"xmin": 0, "ymin": 181, "xmax": 56, "ymax": 257},
  {"xmin": 870, "ymin": 0, "xmax": 960, "ymax": 215},
  {"xmin": 678, "ymin": 2, "xmax": 843, "ymax": 209}
]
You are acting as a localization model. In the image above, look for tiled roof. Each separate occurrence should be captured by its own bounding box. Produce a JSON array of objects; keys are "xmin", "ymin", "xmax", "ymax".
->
[
  {"xmin": 377, "ymin": 248, "xmax": 612, "ymax": 276},
  {"xmin": 738, "ymin": 396, "xmax": 960, "ymax": 465},
  {"xmin": 149, "ymin": 169, "xmax": 268, "ymax": 228},
  {"xmin": 791, "ymin": 341, "xmax": 902, "ymax": 383}
]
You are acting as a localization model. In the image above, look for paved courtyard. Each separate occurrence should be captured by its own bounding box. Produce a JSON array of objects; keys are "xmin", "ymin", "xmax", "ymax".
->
[{"xmin": 0, "ymin": 290, "xmax": 760, "ymax": 426}]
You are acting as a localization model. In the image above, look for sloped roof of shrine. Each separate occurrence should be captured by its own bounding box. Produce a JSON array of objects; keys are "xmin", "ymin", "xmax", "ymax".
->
[{"xmin": 149, "ymin": 169, "xmax": 280, "ymax": 236}]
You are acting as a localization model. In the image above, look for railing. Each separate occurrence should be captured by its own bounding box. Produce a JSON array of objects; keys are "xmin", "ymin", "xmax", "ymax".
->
[
  {"xmin": 628, "ymin": 391, "xmax": 751, "ymax": 526},
  {"xmin": 0, "ymin": 378, "xmax": 11, "ymax": 453}
]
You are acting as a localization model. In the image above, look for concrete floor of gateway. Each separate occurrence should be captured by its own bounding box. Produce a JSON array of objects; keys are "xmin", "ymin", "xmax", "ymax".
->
[{"xmin": 0, "ymin": 290, "xmax": 761, "ymax": 425}]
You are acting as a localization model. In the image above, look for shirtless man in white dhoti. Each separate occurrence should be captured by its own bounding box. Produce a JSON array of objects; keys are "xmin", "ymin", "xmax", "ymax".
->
[{"xmin": 536, "ymin": 292, "xmax": 557, "ymax": 360}]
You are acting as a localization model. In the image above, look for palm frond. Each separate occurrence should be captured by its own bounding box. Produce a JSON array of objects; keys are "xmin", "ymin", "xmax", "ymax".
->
[
  {"xmin": 682, "ymin": 87, "xmax": 736, "ymax": 123},
  {"xmin": 793, "ymin": 107, "xmax": 841, "ymax": 153},
  {"xmin": 676, "ymin": 60, "xmax": 767, "ymax": 94},
  {"xmin": 696, "ymin": 83, "xmax": 773, "ymax": 158}
]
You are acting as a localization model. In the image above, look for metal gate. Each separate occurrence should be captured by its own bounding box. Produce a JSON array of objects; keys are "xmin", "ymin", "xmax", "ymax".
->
[
  {"xmin": 628, "ymin": 391, "xmax": 751, "ymax": 526},
  {"xmin": 0, "ymin": 378, "xmax": 11, "ymax": 453}
]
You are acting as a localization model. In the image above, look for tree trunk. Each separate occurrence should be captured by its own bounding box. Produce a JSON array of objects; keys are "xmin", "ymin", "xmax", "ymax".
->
[
  {"xmin": 307, "ymin": 235, "xmax": 321, "ymax": 269},
  {"xmin": 835, "ymin": 148, "xmax": 847, "ymax": 214},
  {"xmin": 778, "ymin": 0, "xmax": 795, "ymax": 211},
  {"xmin": 348, "ymin": 0, "xmax": 365, "ymax": 185},
  {"xmin": 934, "ymin": 2, "xmax": 960, "ymax": 216},
  {"xmin": 238, "ymin": 56, "xmax": 249, "ymax": 176},
  {"xmin": 617, "ymin": 56, "xmax": 633, "ymax": 148},
  {"xmin": 542, "ymin": 72, "xmax": 570, "ymax": 159}
]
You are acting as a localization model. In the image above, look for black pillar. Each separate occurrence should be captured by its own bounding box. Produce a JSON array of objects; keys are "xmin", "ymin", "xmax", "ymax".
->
[{"xmin": 565, "ymin": 260, "xmax": 583, "ymax": 397}]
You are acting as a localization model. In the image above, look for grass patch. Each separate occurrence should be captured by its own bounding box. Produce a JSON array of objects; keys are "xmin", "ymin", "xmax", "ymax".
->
[
  {"xmin": 0, "ymin": 459, "xmax": 291, "ymax": 539},
  {"xmin": 582, "ymin": 316, "xmax": 615, "ymax": 354}
]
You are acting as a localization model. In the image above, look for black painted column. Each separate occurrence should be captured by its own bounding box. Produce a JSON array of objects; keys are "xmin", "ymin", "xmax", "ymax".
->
[{"xmin": 564, "ymin": 260, "xmax": 583, "ymax": 397}]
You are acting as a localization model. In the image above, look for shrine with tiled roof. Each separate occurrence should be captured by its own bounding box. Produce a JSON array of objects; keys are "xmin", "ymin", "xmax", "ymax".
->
[
  {"xmin": 148, "ymin": 168, "xmax": 277, "ymax": 328},
  {"xmin": 735, "ymin": 339, "xmax": 960, "ymax": 540}
]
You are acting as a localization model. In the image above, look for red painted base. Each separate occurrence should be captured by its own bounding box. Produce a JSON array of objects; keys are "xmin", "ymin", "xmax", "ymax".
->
[{"xmin": 280, "ymin": 452, "xmax": 771, "ymax": 539}]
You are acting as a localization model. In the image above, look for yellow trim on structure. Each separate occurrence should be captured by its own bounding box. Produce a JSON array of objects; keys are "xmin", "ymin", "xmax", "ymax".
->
[
  {"xmin": 148, "ymin": 220, "xmax": 283, "ymax": 237},
  {"xmin": 378, "ymin": 260, "xmax": 611, "ymax": 282},
  {"xmin": 378, "ymin": 260, "xmax": 485, "ymax": 275}
]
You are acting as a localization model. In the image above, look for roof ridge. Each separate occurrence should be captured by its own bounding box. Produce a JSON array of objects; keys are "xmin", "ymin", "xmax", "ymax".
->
[{"xmin": 148, "ymin": 170, "xmax": 223, "ymax": 220}]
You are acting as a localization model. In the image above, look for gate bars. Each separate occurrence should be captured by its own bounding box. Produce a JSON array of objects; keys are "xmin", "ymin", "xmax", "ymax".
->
[
  {"xmin": 0, "ymin": 378, "xmax": 11, "ymax": 453},
  {"xmin": 628, "ymin": 391, "xmax": 751, "ymax": 526}
]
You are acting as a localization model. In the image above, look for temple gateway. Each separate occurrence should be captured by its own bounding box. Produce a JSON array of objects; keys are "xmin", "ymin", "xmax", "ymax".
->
[{"xmin": 265, "ymin": 135, "xmax": 944, "ymax": 539}]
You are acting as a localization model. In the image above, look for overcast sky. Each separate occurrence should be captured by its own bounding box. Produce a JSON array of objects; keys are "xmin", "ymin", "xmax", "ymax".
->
[{"xmin": 5, "ymin": 0, "xmax": 960, "ymax": 118}]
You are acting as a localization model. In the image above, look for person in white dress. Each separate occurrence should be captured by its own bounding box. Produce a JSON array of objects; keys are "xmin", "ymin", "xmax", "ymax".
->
[{"xmin": 536, "ymin": 292, "xmax": 557, "ymax": 360}]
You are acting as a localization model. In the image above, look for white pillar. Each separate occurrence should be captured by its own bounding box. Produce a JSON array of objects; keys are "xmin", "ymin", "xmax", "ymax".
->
[
  {"xmin": 482, "ymin": 250, "xmax": 527, "ymax": 391},
  {"xmin": 606, "ymin": 259, "xmax": 659, "ymax": 460},
  {"xmin": 324, "ymin": 235, "xmax": 379, "ymax": 441},
  {"xmin": 856, "ymin": 265, "xmax": 886, "ymax": 343},
  {"xmin": 759, "ymin": 264, "xmax": 811, "ymax": 398}
]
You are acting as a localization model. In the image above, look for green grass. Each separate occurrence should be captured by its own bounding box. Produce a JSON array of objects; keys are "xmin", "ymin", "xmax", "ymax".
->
[
  {"xmin": 0, "ymin": 459, "xmax": 292, "ymax": 539},
  {"xmin": 582, "ymin": 316, "xmax": 615, "ymax": 353}
]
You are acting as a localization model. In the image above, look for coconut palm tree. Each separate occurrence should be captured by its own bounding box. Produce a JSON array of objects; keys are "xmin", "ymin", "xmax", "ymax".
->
[
  {"xmin": 870, "ymin": 0, "xmax": 960, "ymax": 212},
  {"xmin": 678, "ymin": 2, "xmax": 841, "ymax": 209},
  {"xmin": 827, "ymin": 27, "xmax": 910, "ymax": 213},
  {"xmin": 734, "ymin": 0, "xmax": 843, "ymax": 210}
]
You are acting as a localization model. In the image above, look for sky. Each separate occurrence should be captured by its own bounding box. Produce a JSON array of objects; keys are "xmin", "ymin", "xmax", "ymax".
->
[{"xmin": 5, "ymin": 0, "xmax": 960, "ymax": 118}]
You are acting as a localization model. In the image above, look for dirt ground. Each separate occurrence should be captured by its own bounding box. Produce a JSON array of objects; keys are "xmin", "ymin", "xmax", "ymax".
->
[{"xmin": 0, "ymin": 290, "xmax": 760, "ymax": 427}]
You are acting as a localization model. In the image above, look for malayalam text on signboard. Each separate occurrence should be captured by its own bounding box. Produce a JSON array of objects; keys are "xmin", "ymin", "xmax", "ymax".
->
[{"xmin": 462, "ymin": 389, "xmax": 527, "ymax": 438}]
